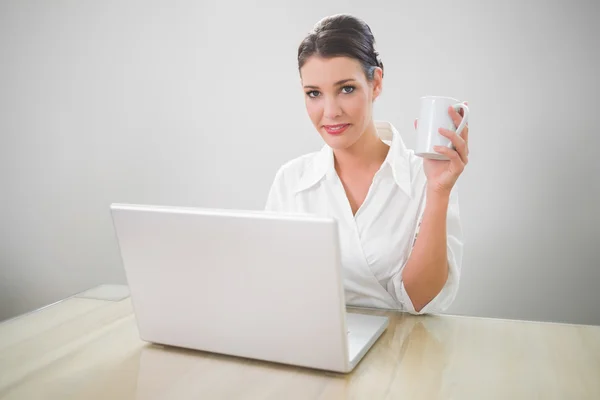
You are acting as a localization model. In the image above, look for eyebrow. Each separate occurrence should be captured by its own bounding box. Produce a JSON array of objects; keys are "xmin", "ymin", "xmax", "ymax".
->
[{"xmin": 303, "ymin": 79, "xmax": 356, "ymax": 89}]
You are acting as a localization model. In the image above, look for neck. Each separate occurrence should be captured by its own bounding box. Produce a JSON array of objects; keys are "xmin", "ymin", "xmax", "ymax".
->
[{"xmin": 333, "ymin": 122, "xmax": 389, "ymax": 173}]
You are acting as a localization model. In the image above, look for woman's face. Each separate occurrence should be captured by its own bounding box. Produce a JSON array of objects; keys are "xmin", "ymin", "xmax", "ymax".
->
[{"xmin": 300, "ymin": 56, "xmax": 382, "ymax": 150}]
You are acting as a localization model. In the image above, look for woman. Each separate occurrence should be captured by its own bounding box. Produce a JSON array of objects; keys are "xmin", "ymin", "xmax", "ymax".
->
[{"xmin": 265, "ymin": 14, "xmax": 468, "ymax": 314}]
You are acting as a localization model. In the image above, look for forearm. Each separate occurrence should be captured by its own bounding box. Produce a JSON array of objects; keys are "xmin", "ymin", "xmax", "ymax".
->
[{"xmin": 402, "ymin": 189, "xmax": 450, "ymax": 312}]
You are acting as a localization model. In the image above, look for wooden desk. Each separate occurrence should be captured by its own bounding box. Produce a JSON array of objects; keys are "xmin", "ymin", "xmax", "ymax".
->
[{"xmin": 1, "ymin": 285, "xmax": 599, "ymax": 399}]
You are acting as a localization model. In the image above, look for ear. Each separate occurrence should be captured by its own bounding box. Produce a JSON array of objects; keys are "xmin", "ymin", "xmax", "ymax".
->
[{"xmin": 372, "ymin": 67, "xmax": 383, "ymax": 100}]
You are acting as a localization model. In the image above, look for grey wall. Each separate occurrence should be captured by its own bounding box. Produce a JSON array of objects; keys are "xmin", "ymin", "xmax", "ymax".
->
[{"xmin": 1, "ymin": 0, "xmax": 599, "ymax": 325}]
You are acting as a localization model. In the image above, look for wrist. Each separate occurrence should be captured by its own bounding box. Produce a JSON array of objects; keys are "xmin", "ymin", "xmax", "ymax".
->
[{"xmin": 426, "ymin": 187, "xmax": 451, "ymax": 206}]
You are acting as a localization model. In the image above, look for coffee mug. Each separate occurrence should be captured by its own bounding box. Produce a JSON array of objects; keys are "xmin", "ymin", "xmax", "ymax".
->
[{"xmin": 415, "ymin": 96, "xmax": 469, "ymax": 160}]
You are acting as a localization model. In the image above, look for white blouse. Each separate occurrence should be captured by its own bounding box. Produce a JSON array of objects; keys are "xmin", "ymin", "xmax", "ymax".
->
[{"xmin": 265, "ymin": 121, "xmax": 463, "ymax": 314}]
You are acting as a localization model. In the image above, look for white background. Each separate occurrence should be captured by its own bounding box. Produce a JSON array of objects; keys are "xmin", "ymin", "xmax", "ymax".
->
[{"xmin": 1, "ymin": 0, "xmax": 599, "ymax": 324}]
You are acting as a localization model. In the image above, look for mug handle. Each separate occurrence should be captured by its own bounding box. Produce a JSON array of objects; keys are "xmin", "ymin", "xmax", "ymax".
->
[{"xmin": 452, "ymin": 103, "xmax": 470, "ymax": 138}]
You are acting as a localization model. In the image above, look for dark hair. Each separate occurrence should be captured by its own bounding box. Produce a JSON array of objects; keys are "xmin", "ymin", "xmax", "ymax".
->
[{"xmin": 297, "ymin": 14, "xmax": 384, "ymax": 80}]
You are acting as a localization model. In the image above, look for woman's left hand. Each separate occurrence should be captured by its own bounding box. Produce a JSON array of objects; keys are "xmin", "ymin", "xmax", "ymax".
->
[{"xmin": 416, "ymin": 102, "xmax": 469, "ymax": 197}]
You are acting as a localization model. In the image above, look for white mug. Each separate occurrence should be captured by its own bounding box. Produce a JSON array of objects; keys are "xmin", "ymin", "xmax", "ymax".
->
[{"xmin": 415, "ymin": 96, "xmax": 469, "ymax": 160}]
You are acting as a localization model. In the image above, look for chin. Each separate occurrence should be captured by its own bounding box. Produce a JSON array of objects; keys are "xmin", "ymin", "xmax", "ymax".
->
[
  {"xmin": 318, "ymin": 128, "xmax": 359, "ymax": 150},
  {"xmin": 320, "ymin": 134, "xmax": 350, "ymax": 150}
]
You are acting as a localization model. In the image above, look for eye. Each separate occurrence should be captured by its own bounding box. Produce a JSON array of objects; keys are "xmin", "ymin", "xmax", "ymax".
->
[
  {"xmin": 306, "ymin": 90, "xmax": 320, "ymax": 98},
  {"xmin": 341, "ymin": 85, "xmax": 355, "ymax": 94}
]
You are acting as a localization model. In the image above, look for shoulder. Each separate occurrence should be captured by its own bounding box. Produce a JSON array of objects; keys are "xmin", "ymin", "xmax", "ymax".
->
[
  {"xmin": 265, "ymin": 150, "xmax": 324, "ymax": 211},
  {"xmin": 270, "ymin": 150, "xmax": 320, "ymax": 188},
  {"xmin": 378, "ymin": 120, "xmax": 425, "ymax": 183}
]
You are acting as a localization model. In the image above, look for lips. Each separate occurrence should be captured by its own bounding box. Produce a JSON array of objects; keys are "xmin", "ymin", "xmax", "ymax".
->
[{"xmin": 323, "ymin": 124, "xmax": 350, "ymax": 135}]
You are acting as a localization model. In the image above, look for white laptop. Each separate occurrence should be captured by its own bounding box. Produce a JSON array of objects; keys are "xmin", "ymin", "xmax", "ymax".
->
[{"xmin": 110, "ymin": 203, "xmax": 388, "ymax": 373}]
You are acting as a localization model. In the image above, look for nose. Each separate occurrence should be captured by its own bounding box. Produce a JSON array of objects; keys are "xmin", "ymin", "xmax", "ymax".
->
[{"xmin": 323, "ymin": 96, "xmax": 342, "ymax": 120}]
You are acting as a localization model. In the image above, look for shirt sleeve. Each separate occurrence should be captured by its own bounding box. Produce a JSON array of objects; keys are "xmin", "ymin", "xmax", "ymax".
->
[
  {"xmin": 395, "ymin": 186, "xmax": 464, "ymax": 315},
  {"xmin": 265, "ymin": 166, "xmax": 287, "ymax": 212}
]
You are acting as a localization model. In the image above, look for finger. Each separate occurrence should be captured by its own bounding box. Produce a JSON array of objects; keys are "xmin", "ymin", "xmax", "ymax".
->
[
  {"xmin": 439, "ymin": 127, "xmax": 469, "ymax": 162},
  {"xmin": 460, "ymin": 123, "xmax": 469, "ymax": 143},
  {"xmin": 448, "ymin": 106, "xmax": 469, "ymax": 143},
  {"xmin": 448, "ymin": 106, "xmax": 463, "ymax": 128},
  {"xmin": 433, "ymin": 146, "xmax": 465, "ymax": 173},
  {"xmin": 414, "ymin": 118, "xmax": 418, "ymax": 130}
]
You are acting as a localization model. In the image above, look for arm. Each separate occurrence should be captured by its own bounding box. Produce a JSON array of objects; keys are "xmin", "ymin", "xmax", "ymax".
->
[
  {"xmin": 396, "ymin": 186, "xmax": 463, "ymax": 315},
  {"xmin": 398, "ymin": 104, "xmax": 469, "ymax": 314},
  {"xmin": 402, "ymin": 189, "xmax": 451, "ymax": 312}
]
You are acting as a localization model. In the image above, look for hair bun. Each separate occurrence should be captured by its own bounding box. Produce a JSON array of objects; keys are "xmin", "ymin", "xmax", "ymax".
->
[
  {"xmin": 374, "ymin": 50, "xmax": 383, "ymax": 68},
  {"xmin": 298, "ymin": 14, "xmax": 385, "ymax": 81}
]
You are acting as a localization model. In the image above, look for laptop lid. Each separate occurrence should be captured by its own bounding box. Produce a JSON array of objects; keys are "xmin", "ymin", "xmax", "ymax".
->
[{"xmin": 110, "ymin": 203, "xmax": 350, "ymax": 372}]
